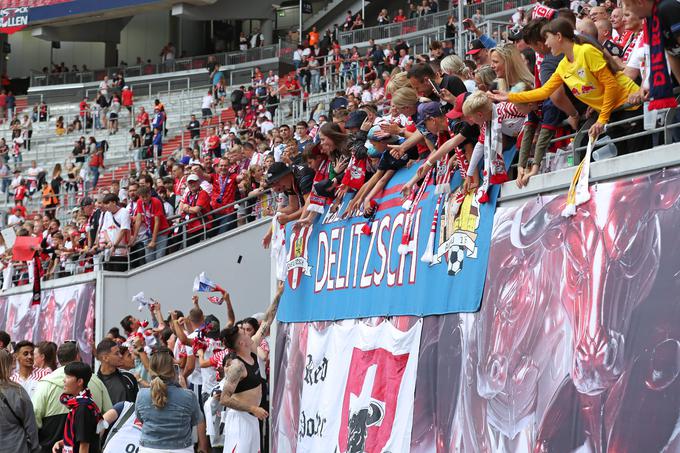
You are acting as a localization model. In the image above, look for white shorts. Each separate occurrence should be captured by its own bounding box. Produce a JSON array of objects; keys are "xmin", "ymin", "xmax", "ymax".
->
[{"xmin": 223, "ymin": 409, "xmax": 261, "ymax": 453}]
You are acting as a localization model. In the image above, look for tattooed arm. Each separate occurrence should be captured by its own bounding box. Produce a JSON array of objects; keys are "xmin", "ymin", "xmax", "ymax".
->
[
  {"xmin": 251, "ymin": 282, "xmax": 284, "ymax": 352},
  {"xmin": 219, "ymin": 360, "xmax": 269, "ymax": 419}
]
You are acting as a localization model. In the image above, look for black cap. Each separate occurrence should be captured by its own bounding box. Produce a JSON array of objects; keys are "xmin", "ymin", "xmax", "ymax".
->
[
  {"xmin": 345, "ymin": 110, "xmax": 368, "ymax": 129},
  {"xmin": 265, "ymin": 162, "xmax": 292, "ymax": 186},
  {"xmin": 508, "ymin": 26, "xmax": 524, "ymax": 42},
  {"xmin": 416, "ymin": 101, "xmax": 444, "ymax": 125},
  {"xmin": 466, "ymin": 39, "xmax": 486, "ymax": 55},
  {"xmin": 79, "ymin": 196, "xmax": 94, "ymax": 207}
]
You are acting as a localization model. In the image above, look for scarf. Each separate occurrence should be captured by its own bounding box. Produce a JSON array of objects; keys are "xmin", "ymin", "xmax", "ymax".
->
[
  {"xmin": 60, "ymin": 389, "xmax": 107, "ymax": 434},
  {"xmin": 341, "ymin": 155, "xmax": 367, "ymax": 191},
  {"xmin": 307, "ymin": 158, "xmax": 330, "ymax": 214},
  {"xmin": 477, "ymin": 104, "xmax": 509, "ymax": 203},
  {"xmin": 562, "ymin": 137, "xmax": 594, "ymax": 217},
  {"xmin": 647, "ymin": 0, "xmax": 678, "ymax": 110}
]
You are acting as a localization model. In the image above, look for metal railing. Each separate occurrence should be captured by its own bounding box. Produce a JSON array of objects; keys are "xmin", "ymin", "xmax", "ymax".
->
[
  {"xmin": 336, "ymin": 0, "xmax": 528, "ymax": 46},
  {"xmin": 29, "ymin": 44, "xmax": 282, "ymax": 88}
]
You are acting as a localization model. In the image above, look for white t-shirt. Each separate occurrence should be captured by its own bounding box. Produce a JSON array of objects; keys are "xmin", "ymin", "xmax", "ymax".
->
[
  {"xmin": 204, "ymin": 382, "xmax": 226, "ymax": 447},
  {"xmin": 260, "ymin": 120, "xmax": 275, "ymax": 135},
  {"xmin": 202, "ymin": 95, "xmax": 214, "ymax": 110},
  {"xmin": 265, "ymin": 75, "xmax": 279, "ymax": 87},
  {"xmin": 103, "ymin": 402, "xmax": 141, "ymax": 453},
  {"xmin": 101, "ymin": 208, "xmax": 131, "ymax": 256}
]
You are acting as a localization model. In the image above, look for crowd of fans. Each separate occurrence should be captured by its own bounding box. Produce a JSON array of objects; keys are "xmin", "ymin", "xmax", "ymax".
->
[
  {"xmin": 0, "ymin": 0, "xmax": 678, "ymax": 449},
  {"xmin": 0, "ymin": 283, "xmax": 282, "ymax": 453}
]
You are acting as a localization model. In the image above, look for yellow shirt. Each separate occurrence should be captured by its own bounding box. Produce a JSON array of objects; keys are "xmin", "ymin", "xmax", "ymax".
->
[{"xmin": 509, "ymin": 43, "xmax": 639, "ymax": 123}]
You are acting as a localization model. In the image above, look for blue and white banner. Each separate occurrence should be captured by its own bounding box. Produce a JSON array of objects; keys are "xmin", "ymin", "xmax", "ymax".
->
[{"xmin": 278, "ymin": 150, "xmax": 514, "ymax": 322}]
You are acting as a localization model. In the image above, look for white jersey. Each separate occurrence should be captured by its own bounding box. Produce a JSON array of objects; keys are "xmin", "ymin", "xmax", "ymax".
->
[
  {"xmin": 103, "ymin": 402, "xmax": 142, "ymax": 453},
  {"xmin": 204, "ymin": 382, "xmax": 226, "ymax": 447}
]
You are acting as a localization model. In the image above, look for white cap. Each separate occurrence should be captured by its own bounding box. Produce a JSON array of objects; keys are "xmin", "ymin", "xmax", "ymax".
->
[{"xmin": 187, "ymin": 174, "xmax": 200, "ymax": 182}]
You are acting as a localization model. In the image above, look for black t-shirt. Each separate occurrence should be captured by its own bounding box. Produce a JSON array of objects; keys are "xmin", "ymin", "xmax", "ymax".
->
[
  {"xmin": 207, "ymin": 61, "xmax": 218, "ymax": 74},
  {"xmin": 452, "ymin": 120, "xmax": 480, "ymax": 148},
  {"xmin": 660, "ymin": 0, "xmax": 680, "ymax": 56},
  {"xmin": 98, "ymin": 369, "xmax": 138, "ymax": 405},
  {"xmin": 64, "ymin": 404, "xmax": 101, "ymax": 453},
  {"xmin": 287, "ymin": 164, "xmax": 315, "ymax": 207},
  {"xmin": 439, "ymin": 74, "xmax": 467, "ymax": 98},
  {"xmin": 188, "ymin": 120, "xmax": 201, "ymax": 138}
]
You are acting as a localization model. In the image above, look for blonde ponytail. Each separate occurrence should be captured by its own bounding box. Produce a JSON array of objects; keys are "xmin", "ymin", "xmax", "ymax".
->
[
  {"xmin": 150, "ymin": 376, "xmax": 168, "ymax": 408},
  {"xmin": 148, "ymin": 347, "xmax": 175, "ymax": 409}
]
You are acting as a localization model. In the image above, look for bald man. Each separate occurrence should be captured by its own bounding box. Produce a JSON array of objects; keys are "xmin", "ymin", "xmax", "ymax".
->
[
  {"xmin": 596, "ymin": 19, "xmax": 613, "ymax": 44},
  {"xmin": 576, "ymin": 18, "xmax": 599, "ymax": 42},
  {"xmin": 589, "ymin": 5, "xmax": 608, "ymax": 21},
  {"xmin": 610, "ymin": 7, "xmax": 624, "ymax": 38}
]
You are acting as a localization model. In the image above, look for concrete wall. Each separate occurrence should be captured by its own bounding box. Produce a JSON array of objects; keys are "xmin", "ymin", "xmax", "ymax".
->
[
  {"xmin": 8, "ymin": 10, "xmax": 171, "ymax": 78},
  {"xmin": 99, "ymin": 218, "xmax": 273, "ymax": 340}
]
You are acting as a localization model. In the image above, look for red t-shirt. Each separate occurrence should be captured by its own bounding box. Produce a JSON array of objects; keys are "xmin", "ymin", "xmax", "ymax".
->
[
  {"xmin": 122, "ymin": 90, "xmax": 134, "ymax": 106},
  {"xmin": 136, "ymin": 112, "xmax": 149, "ymax": 126},
  {"xmin": 393, "ymin": 14, "xmax": 406, "ymax": 22},
  {"xmin": 79, "ymin": 101, "xmax": 89, "ymax": 116},
  {"xmin": 135, "ymin": 197, "xmax": 170, "ymax": 236},
  {"xmin": 210, "ymin": 173, "xmax": 238, "ymax": 214},
  {"xmin": 183, "ymin": 189, "xmax": 212, "ymax": 234},
  {"xmin": 14, "ymin": 185, "xmax": 26, "ymax": 202},
  {"xmin": 206, "ymin": 135, "xmax": 220, "ymax": 151}
]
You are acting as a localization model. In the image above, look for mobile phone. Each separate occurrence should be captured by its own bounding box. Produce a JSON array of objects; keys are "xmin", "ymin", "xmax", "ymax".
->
[
  {"xmin": 428, "ymin": 78, "xmax": 441, "ymax": 96},
  {"xmin": 603, "ymin": 40, "xmax": 623, "ymax": 58}
]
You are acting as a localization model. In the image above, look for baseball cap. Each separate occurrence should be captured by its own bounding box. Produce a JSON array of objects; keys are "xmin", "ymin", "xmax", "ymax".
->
[
  {"xmin": 79, "ymin": 196, "xmax": 94, "ymax": 207},
  {"xmin": 345, "ymin": 110, "xmax": 368, "ymax": 129},
  {"xmin": 187, "ymin": 174, "xmax": 200, "ymax": 183},
  {"xmin": 416, "ymin": 102, "xmax": 444, "ymax": 125},
  {"xmin": 446, "ymin": 92, "xmax": 471, "ymax": 120},
  {"xmin": 265, "ymin": 162, "xmax": 292, "ymax": 186},
  {"xmin": 508, "ymin": 26, "xmax": 524, "ymax": 42},
  {"xmin": 466, "ymin": 39, "xmax": 486, "ymax": 55}
]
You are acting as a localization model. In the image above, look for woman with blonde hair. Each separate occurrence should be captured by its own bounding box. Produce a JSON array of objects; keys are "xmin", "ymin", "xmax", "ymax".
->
[
  {"xmin": 441, "ymin": 55, "xmax": 476, "ymax": 92},
  {"xmin": 474, "ymin": 65, "xmax": 497, "ymax": 92},
  {"xmin": 135, "ymin": 348, "xmax": 209, "ymax": 453},
  {"xmin": 385, "ymin": 70, "xmax": 411, "ymax": 95},
  {"xmin": 0, "ymin": 349, "xmax": 39, "ymax": 453},
  {"xmin": 489, "ymin": 44, "xmax": 534, "ymax": 92}
]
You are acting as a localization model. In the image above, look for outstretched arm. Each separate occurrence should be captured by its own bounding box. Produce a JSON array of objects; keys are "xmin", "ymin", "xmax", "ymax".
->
[{"xmin": 251, "ymin": 282, "xmax": 284, "ymax": 350}]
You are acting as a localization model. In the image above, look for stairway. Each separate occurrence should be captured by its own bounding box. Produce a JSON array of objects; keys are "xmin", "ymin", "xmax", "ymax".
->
[{"xmin": 95, "ymin": 107, "xmax": 236, "ymax": 190}]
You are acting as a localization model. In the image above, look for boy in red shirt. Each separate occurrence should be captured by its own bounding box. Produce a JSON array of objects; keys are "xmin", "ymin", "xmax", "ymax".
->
[
  {"xmin": 180, "ymin": 174, "xmax": 212, "ymax": 246},
  {"xmin": 121, "ymin": 86, "xmax": 134, "ymax": 114},
  {"xmin": 210, "ymin": 157, "xmax": 239, "ymax": 236},
  {"xmin": 132, "ymin": 185, "xmax": 170, "ymax": 262}
]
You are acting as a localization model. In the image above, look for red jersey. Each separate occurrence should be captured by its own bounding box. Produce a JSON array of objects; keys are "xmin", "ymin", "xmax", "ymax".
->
[
  {"xmin": 174, "ymin": 176, "xmax": 187, "ymax": 196},
  {"xmin": 135, "ymin": 197, "xmax": 170, "ymax": 236},
  {"xmin": 14, "ymin": 185, "xmax": 27, "ymax": 202},
  {"xmin": 79, "ymin": 101, "xmax": 89, "ymax": 116},
  {"xmin": 206, "ymin": 135, "xmax": 220, "ymax": 151},
  {"xmin": 182, "ymin": 189, "xmax": 212, "ymax": 234},
  {"xmin": 122, "ymin": 89, "xmax": 134, "ymax": 106},
  {"xmin": 136, "ymin": 111, "xmax": 149, "ymax": 126},
  {"xmin": 210, "ymin": 172, "xmax": 238, "ymax": 214}
]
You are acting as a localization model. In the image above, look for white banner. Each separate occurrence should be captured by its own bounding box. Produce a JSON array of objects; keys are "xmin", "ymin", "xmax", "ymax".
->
[{"xmin": 291, "ymin": 319, "xmax": 422, "ymax": 453}]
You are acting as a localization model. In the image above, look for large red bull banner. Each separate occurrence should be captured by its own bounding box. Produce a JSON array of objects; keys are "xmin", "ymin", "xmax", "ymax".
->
[
  {"xmin": 273, "ymin": 319, "xmax": 421, "ymax": 453},
  {"xmin": 274, "ymin": 167, "xmax": 680, "ymax": 451},
  {"xmin": 0, "ymin": 282, "xmax": 96, "ymax": 363}
]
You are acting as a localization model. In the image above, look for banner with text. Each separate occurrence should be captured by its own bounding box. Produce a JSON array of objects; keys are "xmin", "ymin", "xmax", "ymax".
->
[
  {"xmin": 0, "ymin": 282, "xmax": 96, "ymax": 363},
  {"xmin": 276, "ymin": 319, "xmax": 421, "ymax": 453},
  {"xmin": 278, "ymin": 149, "xmax": 515, "ymax": 322}
]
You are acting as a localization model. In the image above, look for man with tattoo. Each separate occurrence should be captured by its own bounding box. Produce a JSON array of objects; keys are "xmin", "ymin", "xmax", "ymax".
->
[{"xmin": 220, "ymin": 284, "xmax": 283, "ymax": 452}]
